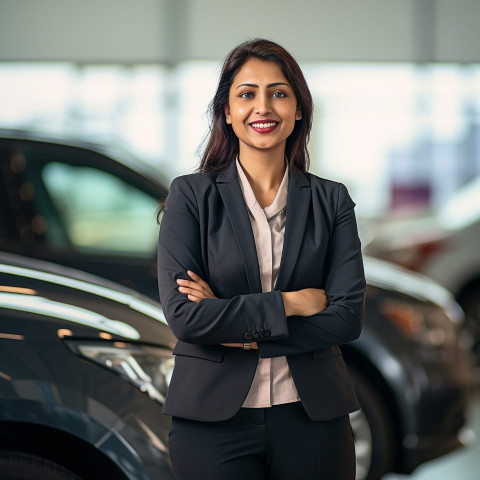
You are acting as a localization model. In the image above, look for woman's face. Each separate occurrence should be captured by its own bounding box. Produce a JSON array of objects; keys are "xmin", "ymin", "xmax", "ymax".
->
[{"xmin": 225, "ymin": 58, "xmax": 302, "ymax": 158}]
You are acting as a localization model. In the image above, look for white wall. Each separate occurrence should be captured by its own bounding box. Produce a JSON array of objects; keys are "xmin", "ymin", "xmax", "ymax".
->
[
  {"xmin": 0, "ymin": 0, "xmax": 167, "ymax": 62},
  {"xmin": 1, "ymin": 0, "xmax": 480, "ymax": 63},
  {"xmin": 186, "ymin": 0, "xmax": 416, "ymax": 62}
]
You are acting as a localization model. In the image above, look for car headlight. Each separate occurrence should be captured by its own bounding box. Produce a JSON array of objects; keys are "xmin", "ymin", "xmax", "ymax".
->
[
  {"xmin": 381, "ymin": 299, "xmax": 458, "ymax": 348},
  {"xmin": 66, "ymin": 340, "xmax": 174, "ymax": 403}
]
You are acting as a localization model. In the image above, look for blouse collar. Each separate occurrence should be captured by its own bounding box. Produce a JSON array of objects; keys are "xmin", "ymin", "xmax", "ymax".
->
[{"xmin": 236, "ymin": 158, "xmax": 289, "ymax": 220}]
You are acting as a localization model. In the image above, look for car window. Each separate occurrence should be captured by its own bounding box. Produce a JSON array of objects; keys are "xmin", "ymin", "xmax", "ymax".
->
[{"xmin": 42, "ymin": 162, "xmax": 158, "ymax": 256}]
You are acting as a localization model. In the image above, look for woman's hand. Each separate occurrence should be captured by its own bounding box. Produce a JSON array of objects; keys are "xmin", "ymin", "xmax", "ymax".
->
[
  {"xmin": 281, "ymin": 288, "xmax": 329, "ymax": 317},
  {"xmin": 177, "ymin": 270, "xmax": 217, "ymax": 303},
  {"xmin": 177, "ymin": 272, "xmax": 256, "ymax": 350}
]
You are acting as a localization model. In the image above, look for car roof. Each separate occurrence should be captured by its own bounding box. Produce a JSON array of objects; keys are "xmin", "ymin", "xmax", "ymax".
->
[{"xmin": 0, "ymin": 127, "xmax": 169, "ymax": 192}]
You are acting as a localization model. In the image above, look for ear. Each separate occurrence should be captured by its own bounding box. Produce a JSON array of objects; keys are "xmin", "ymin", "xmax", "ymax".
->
[
  {"xmin": 295, "ymin": 105, "xmax": 302, "ymax": 121},
  {"xmin": 225, "ymin": 104, "xmax": 232, "ymax": 124}
]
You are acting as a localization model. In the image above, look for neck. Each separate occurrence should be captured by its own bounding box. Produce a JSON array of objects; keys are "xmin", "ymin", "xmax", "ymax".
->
[{"xmin": 238, "ymin": 146, "xmax": 286, "ymax": 207}]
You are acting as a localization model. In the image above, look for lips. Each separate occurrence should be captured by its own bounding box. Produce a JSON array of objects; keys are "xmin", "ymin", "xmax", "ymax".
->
[{"xmin": 249, "ymin": 120, "xmax": 279, "ymax": 134}]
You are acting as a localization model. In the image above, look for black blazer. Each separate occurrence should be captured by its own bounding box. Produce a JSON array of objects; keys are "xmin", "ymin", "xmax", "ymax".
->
[{"xmin": 157, "ymin": 161, "xmax": 366, "ymax": 422}]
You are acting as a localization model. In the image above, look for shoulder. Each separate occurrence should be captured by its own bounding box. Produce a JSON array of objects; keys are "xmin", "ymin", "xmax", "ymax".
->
[
  {"xmin": 303, "ymin": 171, "xmax": 356, "ymax": 212},
  {"xmin": 169, "ymin": 171, "xmax": 218, "ymax": 195},
  {"xmin": 306, "ymin": 172, "xmax": 339, "ymax": 189},
  {"xmin": 170, "ymin": 170, "xmax": 224, "ymax": 190},
  {"xmin": 304, "ymin": 172, "xmax": 354, "ymax": 201},
  {"xmin": 167, "ymin": 170, "xmax": 226, "ymax": 211}
]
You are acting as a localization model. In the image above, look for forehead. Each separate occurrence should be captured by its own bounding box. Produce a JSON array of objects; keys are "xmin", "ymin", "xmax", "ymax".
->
[{"xmin": 231, "ymin": 58, "xmax": 288, "ymax": 86}]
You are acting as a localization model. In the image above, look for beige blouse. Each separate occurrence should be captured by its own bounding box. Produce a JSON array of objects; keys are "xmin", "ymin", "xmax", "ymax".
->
[{"xmin": 236, "ymin": 159, "xmax": 300, "ymax": 408}]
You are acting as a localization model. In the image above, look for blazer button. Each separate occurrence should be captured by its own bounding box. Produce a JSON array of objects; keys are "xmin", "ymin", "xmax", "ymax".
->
[
  {"xmin": 244, "ymin": 332, "xmax": 253, "ymax": 340},
  {"xmin": 260, "ymin": 329, "xmax": 271, "ymax": 338},
  {"xmin": 252, "ymin": 330, "xmax": 260, "ymax": 339}
]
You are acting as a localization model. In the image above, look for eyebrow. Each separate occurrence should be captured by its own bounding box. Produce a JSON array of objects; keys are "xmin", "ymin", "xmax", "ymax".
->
[{"xmin": 236, "ymin": 82, "xmax": 291, "ymax": 89}]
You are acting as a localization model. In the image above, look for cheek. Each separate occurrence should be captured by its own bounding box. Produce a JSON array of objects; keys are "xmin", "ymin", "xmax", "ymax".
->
[
  {"xmin": 231, "ymin": 104, "xmax": 248, "ymax": 121},
  {"xmin": 285, "ymin": 102, "xmax": 300, "ymax": 120},
  {"xmin": 280, "ymin": 106, "xmax": 298, "ymax": 130}
]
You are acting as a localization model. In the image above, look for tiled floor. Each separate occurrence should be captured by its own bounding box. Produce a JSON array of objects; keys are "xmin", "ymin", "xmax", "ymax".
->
[{"xmin": 383, "ymin": 393, "xmax": 480, "ymax": 480}]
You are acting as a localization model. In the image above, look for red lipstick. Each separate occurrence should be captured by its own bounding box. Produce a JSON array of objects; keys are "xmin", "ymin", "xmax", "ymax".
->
[{"xmin": 249, "ymin": 120, "xmax": 278, "ymax": 134}]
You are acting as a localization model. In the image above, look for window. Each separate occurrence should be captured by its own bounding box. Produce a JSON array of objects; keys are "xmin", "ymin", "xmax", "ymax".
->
[{"xmin": 42, "ymin": 162, "xmax": 158, "ymax": 257}]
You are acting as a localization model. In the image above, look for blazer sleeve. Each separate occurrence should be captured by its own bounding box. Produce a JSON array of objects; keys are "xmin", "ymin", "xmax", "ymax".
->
[
  {"xmin": 157, "ymin": 176, "xmax": 289, "ymax": 345},
  {"xmin": 258, "ymin": 183, "xmax": 366, "ymax": 358}
]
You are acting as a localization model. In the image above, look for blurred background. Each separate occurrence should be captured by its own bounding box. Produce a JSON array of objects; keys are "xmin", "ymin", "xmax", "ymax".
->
[
  {"xmin": 2, "ymin": 0, "xmax": 480, "ymax": 214},
  {"xmin": 1, "ymin": 1, "xmax": 480, "ymax": 479}
]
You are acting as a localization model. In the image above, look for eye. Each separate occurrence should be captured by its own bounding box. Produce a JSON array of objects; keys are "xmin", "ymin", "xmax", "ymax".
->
[
  {"xmin": 273, "ymin": 91, "xmax": 287, "ymax": 98},
  {"xmin": 239, "ymin": 91, "xmax": 254, "ymax": 99}
]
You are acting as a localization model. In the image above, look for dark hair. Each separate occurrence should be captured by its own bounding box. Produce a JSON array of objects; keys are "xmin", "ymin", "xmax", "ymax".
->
[{"xmin": 199, "ymin": 38, "xmax": 313, "ymax": 173}]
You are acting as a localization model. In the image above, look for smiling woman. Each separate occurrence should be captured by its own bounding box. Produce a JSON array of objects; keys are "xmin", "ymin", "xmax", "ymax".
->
[
  {"xmin": 199, "ymin": 39, "xmax": 313, "ymax": 174},
  {"xmin": 157, "ymin": 39, "xmax": 366, "ymax": 480},
  {"xmin": 224, "ymin": 59, "xmax": 302, "ymax": 159}
]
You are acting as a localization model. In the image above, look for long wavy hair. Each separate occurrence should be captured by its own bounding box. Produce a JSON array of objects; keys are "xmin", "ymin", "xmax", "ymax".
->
[{"xmin": 199, "ymin": 38, "xmax": 313, "ymax": 173}]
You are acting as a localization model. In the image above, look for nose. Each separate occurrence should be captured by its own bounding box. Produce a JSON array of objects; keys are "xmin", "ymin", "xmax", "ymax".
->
[{"xmin": 255, "ymin": 92, "xmax": 271, "ymax": 115}]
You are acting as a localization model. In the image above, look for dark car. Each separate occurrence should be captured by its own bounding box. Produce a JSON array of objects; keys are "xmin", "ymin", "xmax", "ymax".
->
[
  {"xmin": 0, "ymin": 129, "xmax": 168, "ymax": 301},
  {"xmin": 0, "ymin": 130, "xmax": 474, "ymax": 479},
  {"xmin": 0, "ymin": 252, "xmax": 176, "ymax": 480}
]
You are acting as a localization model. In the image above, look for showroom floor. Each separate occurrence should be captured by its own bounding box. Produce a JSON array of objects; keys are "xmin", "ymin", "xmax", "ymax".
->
[{"xmin": 383, "ymin": 392, "xmax": 480, "ymax": 479}]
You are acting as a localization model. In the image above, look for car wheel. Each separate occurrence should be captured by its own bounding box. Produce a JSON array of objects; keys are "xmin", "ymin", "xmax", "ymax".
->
[
  {"xmin": 349, "ymin": 369, "xmax": 395, "ymax": 480},
  {"xmin": 0, "ymin": 451, "xmax": 81, "ymax": 480}
]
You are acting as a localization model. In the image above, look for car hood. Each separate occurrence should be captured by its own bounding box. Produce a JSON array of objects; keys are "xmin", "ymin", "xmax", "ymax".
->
[{"xmin": 0, "ymin": 251, "xmax": 176, "ymax": 347}]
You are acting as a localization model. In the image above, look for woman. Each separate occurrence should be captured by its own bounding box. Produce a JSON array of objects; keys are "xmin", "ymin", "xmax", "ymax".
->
[{"xmin": 157, "ymin": 38, "xmax": 365, "ymax": 480}]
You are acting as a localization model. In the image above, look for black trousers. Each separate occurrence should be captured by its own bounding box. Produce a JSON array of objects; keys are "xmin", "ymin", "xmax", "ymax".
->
[{"xmin": 168, "ymin": 402, "xmax": 355, "ymax": 480}]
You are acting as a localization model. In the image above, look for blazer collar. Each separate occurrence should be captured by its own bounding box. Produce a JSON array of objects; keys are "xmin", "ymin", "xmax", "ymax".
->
[
  {"xmin": 216, "ymin": 161, "xmax": 311, "ymax": 293},
  {"xmin": 216, "ymin": 162, "xmax": 263, "ymax": 293},
  {"xmin": 275, "ymin": 166, "xmax": 311, "ymax": 290},
  {"xmin": 216, "ymin": 160, "xmax": 238, "ymax": 183}
]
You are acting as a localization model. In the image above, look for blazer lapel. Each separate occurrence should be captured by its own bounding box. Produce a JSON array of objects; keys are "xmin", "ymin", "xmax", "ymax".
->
[
  {"xmin": 275, "ymin": 167, "xmax": 311, "ymax": 291},
  {"xmin": 216, "ymin": 162, "xmax": 263, "ymax": 293}
]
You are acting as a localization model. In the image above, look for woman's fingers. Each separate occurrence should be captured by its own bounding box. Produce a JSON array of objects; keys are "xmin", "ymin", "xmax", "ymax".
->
[
  {"xmin": 187, "ymin": 270, "xmax": 208, "ymax": 285},
  {"xmin": 181, "ymin": 288, "xmax": 208, "ymax": 302},
  {"xmin": 177, "ymin": 278, "xmax": 208, "ymax": 294},
  {"xmin": 178, "ymin": 285, "xmax": 201, "ymax": 295},
  {"xmin": 187, "ymin": 270, "xmax": 215, "ymax": 293},
  {"xmin": 178, "ymin": 286, "xmax": 214, "ymax": 301},
  {"xmin": 187, "ymin": 294, "xmax": 202, "ymax": 303},
  {"xmin": 177, "ymin": 271, "xmax": 216, "ymax": 300},
  {"xmin": 177, "ymin": 281, "xmax": 205, "ymax": 294},
  {"xmin": 187, "ymin": 271, "xmax": 216, "ymax": 296}
]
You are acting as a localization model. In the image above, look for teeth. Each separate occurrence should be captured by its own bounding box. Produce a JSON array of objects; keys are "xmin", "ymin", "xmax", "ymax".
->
[{"xmin": 251, "ymin": 122, "xmax": 276, "ymax": 128}]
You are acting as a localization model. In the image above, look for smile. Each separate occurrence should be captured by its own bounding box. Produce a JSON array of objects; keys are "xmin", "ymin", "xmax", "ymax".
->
[
  {"xmin": 250, "ymin": 122, "xmax": 277, "ymax": 128},
  {"xmin": 249, "ymin": 121, "xmax": 279, "ymax": 134}
]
